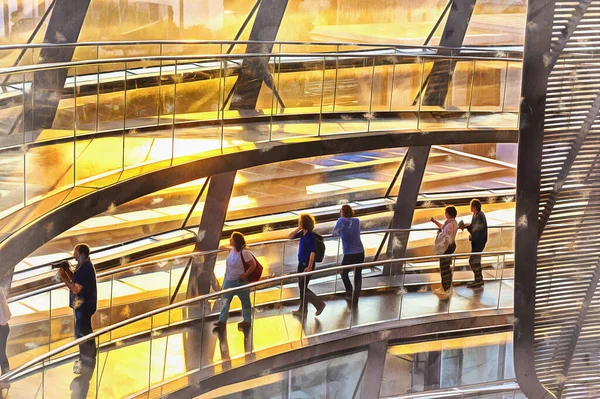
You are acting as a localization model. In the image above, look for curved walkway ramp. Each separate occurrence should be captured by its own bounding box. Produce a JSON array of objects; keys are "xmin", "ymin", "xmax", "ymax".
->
[
  {"xmin": 0, "ymin": 251, "xmax": 514, "ymax": 398},
  {"xmin": 0, "ymin": 41, "xmax": 521, "ymax": 278}
]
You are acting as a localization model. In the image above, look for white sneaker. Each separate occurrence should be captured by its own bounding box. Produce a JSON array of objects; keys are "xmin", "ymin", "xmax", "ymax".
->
[
  {"xmin": 434, "ymin": 286, "xmax": 452, "ymax": 300},
  {"xmin": 73, "ymin": 359, "xmax": 82, "ymax": 375}
]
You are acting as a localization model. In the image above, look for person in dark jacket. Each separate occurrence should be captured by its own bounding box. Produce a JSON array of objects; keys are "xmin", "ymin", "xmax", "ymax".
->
[
  {"xmin": 58, "ymin": 244, "xmax": 97, "ymax": 374},
  {"xmin": 288, "ymin": 214, "xmax": 326, "ymax": 317},
  {"xmin": 459, "ymin": 199, "xmax": 488, "ymax": 290}
]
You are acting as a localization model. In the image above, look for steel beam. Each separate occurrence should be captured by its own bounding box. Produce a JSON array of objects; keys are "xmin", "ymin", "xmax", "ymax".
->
[
  {"xmin": 228, "ymin": 0, "xmax": 289, "ymax": 112},
  {"xmin": 387, "ymin": 146, "xmax": 430, "ymax": 263},
  {"xmin": 186, "ymin": 171, "xmax": 236, "ymax": 299},
  {"xmin": 513, "ymin": 0, "xmax": 557, "ymax": 398},
  {"xmin": 360, "ymin": 341, "xmax": 388, "ymax": 399},
  {"xmin": 23, "ymin": 0, "xmax": 92, "ymax": 136},
  {"xmin": 421, "ymin": 0, "xmax": 477, "ymax": 107}
]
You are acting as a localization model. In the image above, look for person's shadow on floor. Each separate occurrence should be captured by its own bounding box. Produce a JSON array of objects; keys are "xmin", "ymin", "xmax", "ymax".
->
[{"xmin": 70, "ymin": 363, "xmax": 95, "ymax": 399}]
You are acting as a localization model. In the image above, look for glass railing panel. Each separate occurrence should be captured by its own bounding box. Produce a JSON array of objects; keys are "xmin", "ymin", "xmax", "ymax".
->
[
  {"xmin": 74, "ymin": 64, "xmax": 99, "ymax": 134},
  {"xmin": 0, "ymin": 72, "xmax": 25, "ymax": 148},
  {"xmin": 288, "ymin": 349, "xmax": 368, "ymax": 397},
  {"xmin": 173, "ymin": 58, "xmax": 222, "ymax": 124},
  {"xmin": 122, "ymin": 121, "xmax": 173, "ymax": 177},
  {"xmin": 270, "ymin": 55, "xmax": 323, "ymax": 141},
  {"xmin": 162, "ymin": 43, "xmax": 222, "ymax": 58},
  {"xmin": 326, "ymin": 56, "xmax": 374, "ymax": 135},
  {"xmin": 25, "ymin": 141, "xmax": 74, "ymax": 204},
  {"xmin": 418, "ymin": 58, "xmax": 470, "ymax": 131},
  {"xmin": 504, "ymin": 62, "xmax": 522, "ymax": 113},
  {"xmin": 97, "ymin": 62, "xmax": 126, "ymax": 132},
  {"xmin": 470, "ymin": 60, "xmax": 508, "ymax": 113},
  {"xmin": 97, "ymin": 44, "xmax": 161, "ymax": 61},
  {"xmin": 124, "ymin": 60, "xmax": 162, "ymax": 129},
  {"xmin": 109, "ymin": 265, "xmax": 170, "ymax": 340},
  {"xmin": 48, "ymin": 286, "xmax": 76, "ymax": 360},
  {"xmin": 74, "ymin": 133, "xmax": 124, "ymax": 187},
  {"xmin": 0, "ymin": 147, "xmax": 25, "ymax": 220},
  {"xmin": 7, "ymin": 290, "xmax": 50, "ymax": 370},
  {"xmin": 390, "ymin": 56, "xmax": 423, "ymax": 118},
  {"xmin": 367, "ymin": 55, "xmax": 398, "ymax": 132},
  {"xmin": 96, "ymin": 326, "xmax": 151, "ymax": 398},
  {"xmin": 252, "ymin": 276, "xmax": 302, "ymax": 354},
  {"xmin": 222, "ymin": 58, "xmax": 274, "ymax": 150},
  {"xmin": 158, "ymin": 60, "xmax": 176, "ymax": 126},
  {"xmin": 168, "ymin": 257, "xmax": 193, "ymax": 310}
]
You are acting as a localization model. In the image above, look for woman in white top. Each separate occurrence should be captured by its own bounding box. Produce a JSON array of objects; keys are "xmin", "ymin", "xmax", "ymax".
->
[
  {"xmin": 0, "ymin": 288, "xmax": 11, "ymax": 389},
  {"xmin": 430, "ymin": 206, "xmax": 458, "ymax": 300},
  {"xmin": 214, "ymin": 232, "xmax": 256, "ymax": 329}
]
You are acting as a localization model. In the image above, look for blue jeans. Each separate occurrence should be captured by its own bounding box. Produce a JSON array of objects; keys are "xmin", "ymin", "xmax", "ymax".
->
[
  {"xmin": 219, "ymin": 279, "xmax": 252, "ymax": 323},
  {"xmin": 74, "ymin": 310, "xmax": 96, "ymax": 364}
]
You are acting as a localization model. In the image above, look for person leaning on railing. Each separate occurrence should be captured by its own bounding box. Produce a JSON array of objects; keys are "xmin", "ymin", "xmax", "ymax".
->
[
  {"xmin": 430, "ymin": 206, "xmax": 458, "ymax": 300},
  {"xmin": 213, "ymin": 232, "xmax": 256, "ymax": 330},
  {"xmin": 333, "ymin": 204, "xmax": 365, "ymax": 302}
]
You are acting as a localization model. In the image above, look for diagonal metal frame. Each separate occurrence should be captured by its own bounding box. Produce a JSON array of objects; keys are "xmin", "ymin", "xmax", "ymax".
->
[
  {"xmin": 548, "ymin": 0, "xmax": 593, "ymax": 71},
  {"xmin": 537, "ymin": 88, "xmax": 600, "ymax": 238},
  {"xmin": 554, "ymin": 196, "xmax": 600, "ymax": 397},
  {"xmin": 513, "ymin": 0, "xmax": 557, "ymax": 398}
]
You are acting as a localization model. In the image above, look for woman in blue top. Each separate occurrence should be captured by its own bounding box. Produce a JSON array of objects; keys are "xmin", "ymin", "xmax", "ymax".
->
[
  {"xmin": 288, "ymin": 214, "xmax": 326, "ymax": 317},
  {"xmin": 333, "ymin": 205, "xmax": 365, "ymax": 301}
]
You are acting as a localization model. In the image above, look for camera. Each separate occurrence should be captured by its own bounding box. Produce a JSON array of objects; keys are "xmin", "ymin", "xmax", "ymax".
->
[{"xmin": 51, "ymin": 260, "xmax": 71, "ymax": 270}]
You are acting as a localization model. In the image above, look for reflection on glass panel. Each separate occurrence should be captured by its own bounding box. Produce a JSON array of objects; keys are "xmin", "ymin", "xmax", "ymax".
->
[
  {"xmin": 122, "ymin": 126, "xmax": 172, "ymax": 175},
  {"xmin": 471, "ymin": 60, "xmax": 508, "ymax": 112},
  {"xmin": 98, "ymin": 62, "xmax": 126, "ymax": 132},
  {"xmin": 125, "ymin": 60, "xmax": 162, "ymax": 129},
  {"xmin": 174, "ymin": 59, "xmax": 221, "ymax": 124},
  {"xmin": 504, "ymin": 63, "xmax": 522, "ymax": 112},
  {"xmin": 75, "ymin": 134, "xmax": 123, "ymax": 186},
  {"xmin": 334, "ymin": 57, "xmax": 373, "ymax": 113},
  {"xmin": 25, "ymin": 141, "xmax": 74, "ymax": 204},
  {"xmin": 381, "ymin": 332, "xmax": 513, "ymax": 397},
  {"xmin": 74, "ymin": 64, "xmax": 99, "ymax": 133},
  {"xmin": 0, "ymin": 147, "xmax": 24, "ymax": 219},
  {"xmin": 0, "ymin": 73, "xmax": 25, "ymax": 147}
]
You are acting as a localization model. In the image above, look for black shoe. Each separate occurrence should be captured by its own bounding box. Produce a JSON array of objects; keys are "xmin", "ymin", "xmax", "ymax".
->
[
  {"xmin": 213, "ymin": 321, "xmax": 226, "ymax": 328},
  {"xmin": 292, "ymin": 309, "xmax": 305, "ymax": 317},
  {"xmin": 466, "ymin": 281, "xmax": 484, "ymax": 291},
  {"xmin": 238, "ymin": 320, "xmax": 251, "ymax": 328},
  {"xmin": 315, "ymin": 302, "xmax": 326, "ymax": 316}
]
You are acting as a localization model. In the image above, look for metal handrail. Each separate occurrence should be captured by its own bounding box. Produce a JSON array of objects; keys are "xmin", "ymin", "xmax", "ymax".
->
[
  {"xmin": 0, "ymin": 248, "xmax": 514, "ymax": 383},
  {"xmin": 0, "ymin": 39, "xmax": 524, "ymax": 54},
  {"xmin": 8, "ymin": 225, "xmax": 514, "ymax": 303},
  {"xmin": 0, "ymin": 51, "xmax": 522, "ymax": 76},
  {"xmin": 388, "ymin": 380, "xmax": 519, "ymax": 399}
]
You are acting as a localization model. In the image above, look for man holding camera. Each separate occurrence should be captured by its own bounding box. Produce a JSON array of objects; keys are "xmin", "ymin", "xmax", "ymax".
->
[
  {"xmin": 459, "ymin": 199, "xmax": 488, "ymax": 291},
  {"xmin": 58, "ymin": 244, "xmax": 97, "ymax": 374}
]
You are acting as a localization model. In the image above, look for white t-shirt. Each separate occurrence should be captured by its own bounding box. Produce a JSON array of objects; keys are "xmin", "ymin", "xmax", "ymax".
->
[
  {"xmin": 0, "ymin": 289, "xmax": 11, "ymax": 326},
  {"xmin": 224, "ymin": 249, "xmax": 253, "ymax": 281},
  {"xmin": 434, "ymin": 219, "xmax": 458, "ymax": 255}
]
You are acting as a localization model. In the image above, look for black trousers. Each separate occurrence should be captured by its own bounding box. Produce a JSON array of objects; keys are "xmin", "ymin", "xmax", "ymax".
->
[
  {"xmin": 297, "ymin": 263, "xmax": 324, "ymax": 311},
  {"xmin": 75, "ymin": 310, "xmax": 96, "ymax": 364},
  {"xmin": 341, "ymin": 252, "xmax": 365, "ymax": 297},
  {"xmin": 469, "ymin": 244, "xmax": 486, "ymax": 287},
  {"xmin": 440, "ymin": 243, "xmax": 457, "ymax": 291},
  {"xmin": 0, "ymin": 323, "xmax": 9, "ymax": 374}
]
